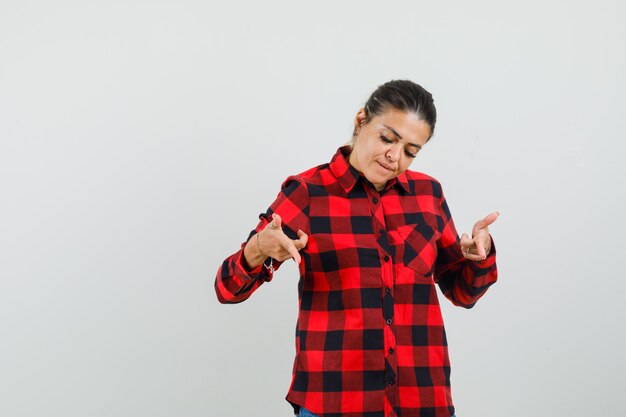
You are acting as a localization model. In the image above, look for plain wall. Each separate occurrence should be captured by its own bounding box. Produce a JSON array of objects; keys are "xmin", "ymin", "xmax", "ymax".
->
[{"xmin": 1, "ymin": 1, "xmax": 625, "ymax": 416}]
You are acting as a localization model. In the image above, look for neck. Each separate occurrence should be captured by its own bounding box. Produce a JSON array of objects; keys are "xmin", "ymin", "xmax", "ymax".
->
[{"xmin": 347, "ymin": 148, "xmax": 359, "ymax": 172}]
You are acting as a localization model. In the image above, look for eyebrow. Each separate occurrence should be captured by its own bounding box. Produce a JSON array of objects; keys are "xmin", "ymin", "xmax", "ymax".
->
[{"xmin": 383, "ymin": 124, "xmax": 422, "ymax": 149}]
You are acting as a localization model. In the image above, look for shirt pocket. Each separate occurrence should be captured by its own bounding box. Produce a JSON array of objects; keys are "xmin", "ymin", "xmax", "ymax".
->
[{"xmin": 389, "ymin": 222, "xmax": 438, "ymax": 278}]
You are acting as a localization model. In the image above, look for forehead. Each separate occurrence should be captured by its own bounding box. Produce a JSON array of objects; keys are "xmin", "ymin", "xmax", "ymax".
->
[{"xmin": 372, "ymin": 108, "xmax": 432, "ymax": 145}]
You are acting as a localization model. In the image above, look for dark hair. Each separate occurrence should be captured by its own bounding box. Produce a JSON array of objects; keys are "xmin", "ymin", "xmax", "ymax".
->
[{"xmin": 356, "ymin": 79, "xmax": 437, "ymax": 141}]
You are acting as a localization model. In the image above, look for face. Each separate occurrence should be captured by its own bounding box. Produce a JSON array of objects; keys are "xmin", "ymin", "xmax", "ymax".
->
[{"xmin": 349, "ymin": 107, "xmax": 432, "ymax": 191}]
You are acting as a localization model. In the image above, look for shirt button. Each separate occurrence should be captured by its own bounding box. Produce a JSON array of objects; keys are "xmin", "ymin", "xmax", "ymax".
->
[
  {"xmin": 384, "ymin": 255, "xmax": 390, "ymax": 262},
  {"xmin": 386, "ymin": 318, "xmax": 393, "ymax": 325},
  {"xmin": 385, "ymin": 287, "xmax": 390, "ymax": 293},
  {"xmin": 388, "ymin": 348, "xmax": 394, "ymax": 354},
  {"xmin": 373, "ymin": 197, "xmax": 379, "ymax": 204},
  {"xmin": 389, "ymin": 379, "xmax": 395, "ymax": 385}
]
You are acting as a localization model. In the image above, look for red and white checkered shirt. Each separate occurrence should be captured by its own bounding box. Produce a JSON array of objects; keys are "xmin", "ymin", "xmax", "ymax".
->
[{"xmin": 215, "ymin": 145, "xmax": 498, "ymax": 417}]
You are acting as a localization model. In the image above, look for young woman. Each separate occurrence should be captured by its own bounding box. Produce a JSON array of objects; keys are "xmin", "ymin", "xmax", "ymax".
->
[{"xmin": 215, "ymin": 80, "xmax": 499, "ymax": 417}]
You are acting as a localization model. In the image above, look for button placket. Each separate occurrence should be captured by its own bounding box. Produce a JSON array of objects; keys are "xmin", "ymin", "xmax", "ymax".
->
[{"xmin": 368, "ymin": 188, "xmax": 398, "ymax": 401}]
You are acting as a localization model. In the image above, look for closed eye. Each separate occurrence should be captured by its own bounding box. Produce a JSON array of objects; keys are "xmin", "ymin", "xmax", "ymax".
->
[{"xmin": 380, "ymin": 134, "xmax": 417, "ymax": 158}]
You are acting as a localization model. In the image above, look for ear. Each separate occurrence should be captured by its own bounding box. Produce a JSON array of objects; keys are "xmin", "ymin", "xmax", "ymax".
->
[{"xmin": 354, "ymin": 108, "xmax": 367, "ymax": 131}]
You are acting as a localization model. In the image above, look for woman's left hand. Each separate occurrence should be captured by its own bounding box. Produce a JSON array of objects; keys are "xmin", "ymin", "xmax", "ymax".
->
[{"xmin": 460, "ymin": 211, "xmax": 499, "ymax": 261}]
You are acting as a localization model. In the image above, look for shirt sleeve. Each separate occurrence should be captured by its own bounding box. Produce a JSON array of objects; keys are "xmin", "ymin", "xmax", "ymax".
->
[
  {"xmin": 214, "ymin": 176, "xmax": 310, "ymax": 304},
  {"xmin": 433, "ymin": 188, "xmax": 498, "ymax": 309}
]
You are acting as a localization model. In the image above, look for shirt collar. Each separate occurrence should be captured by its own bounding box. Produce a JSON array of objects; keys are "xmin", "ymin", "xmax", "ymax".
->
[{"xmin": 330, "ymin": 145, "xmax": 411, "ymax": 194}]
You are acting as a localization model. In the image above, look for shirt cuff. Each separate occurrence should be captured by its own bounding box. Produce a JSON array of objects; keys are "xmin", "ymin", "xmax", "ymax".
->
[{"xmin": 233, "ymin": 248, "xmax": 274, "ymax": 282}]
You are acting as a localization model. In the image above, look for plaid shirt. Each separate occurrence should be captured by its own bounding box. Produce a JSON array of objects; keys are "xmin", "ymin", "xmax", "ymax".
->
[{"xmin": 215, "ymin": 145, "xmax": 498, "ymax": 417}]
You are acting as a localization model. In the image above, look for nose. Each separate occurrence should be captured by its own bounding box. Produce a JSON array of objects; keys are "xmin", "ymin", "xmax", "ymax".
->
[{"xmin": 386, "ymin": 145, "xmax": 401, "ymax": 162}]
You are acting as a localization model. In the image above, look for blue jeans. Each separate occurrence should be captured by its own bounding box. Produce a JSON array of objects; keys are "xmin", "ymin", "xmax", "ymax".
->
[
  {"xmin": 298, "ymin": 407, "xmax": 456, "ymax": 416},
  {"xmin": 297, "ymin": 408, "xmax": 317, "ymax": 417}
]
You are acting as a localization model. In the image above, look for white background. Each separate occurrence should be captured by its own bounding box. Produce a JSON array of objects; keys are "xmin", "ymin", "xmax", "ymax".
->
[{"xmin": 1, "ymin": 1, "xmax": 625, "ymax": 416}]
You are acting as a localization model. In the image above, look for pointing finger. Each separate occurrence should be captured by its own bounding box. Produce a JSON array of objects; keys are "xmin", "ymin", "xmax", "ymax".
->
[{"xmin": 472, "ymin": 211, "xmax": 499, "ymax": 236}]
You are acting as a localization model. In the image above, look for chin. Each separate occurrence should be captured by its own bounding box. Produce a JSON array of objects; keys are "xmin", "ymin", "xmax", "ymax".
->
[{"xmin": 371, "ymin": 175, "xmax": 390, "ymax": 187}]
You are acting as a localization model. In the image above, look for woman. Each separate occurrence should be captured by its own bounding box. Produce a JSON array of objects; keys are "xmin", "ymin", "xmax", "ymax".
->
[{"xmin": 215, "ymin": 80, "xmax": 499, "ymax": 417}]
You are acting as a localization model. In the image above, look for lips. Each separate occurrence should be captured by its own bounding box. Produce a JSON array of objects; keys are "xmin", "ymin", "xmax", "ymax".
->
[{"xmin": 377, "ymin": 161, "xmax": 395, "ymax": 172}]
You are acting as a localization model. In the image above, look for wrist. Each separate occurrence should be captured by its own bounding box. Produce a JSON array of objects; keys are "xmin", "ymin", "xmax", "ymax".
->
[{"xmin": 243, "ymin": 234, "xmax": 266, "ymax": 270}]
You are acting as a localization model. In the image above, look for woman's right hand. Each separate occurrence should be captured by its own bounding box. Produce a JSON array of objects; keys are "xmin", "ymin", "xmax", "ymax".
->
[{"xmin": 243, "ymin": 213, "xmax": 308, "ymax": 268}]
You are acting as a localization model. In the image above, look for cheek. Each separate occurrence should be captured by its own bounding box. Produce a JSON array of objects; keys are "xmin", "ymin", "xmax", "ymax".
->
[
  {"xmin": 363, "ymin": 145, "xmax": 378, "ymax": 161},
  {"xmin": 398, "ymin": 159, "xmax": 412, "ymax": 172}
]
